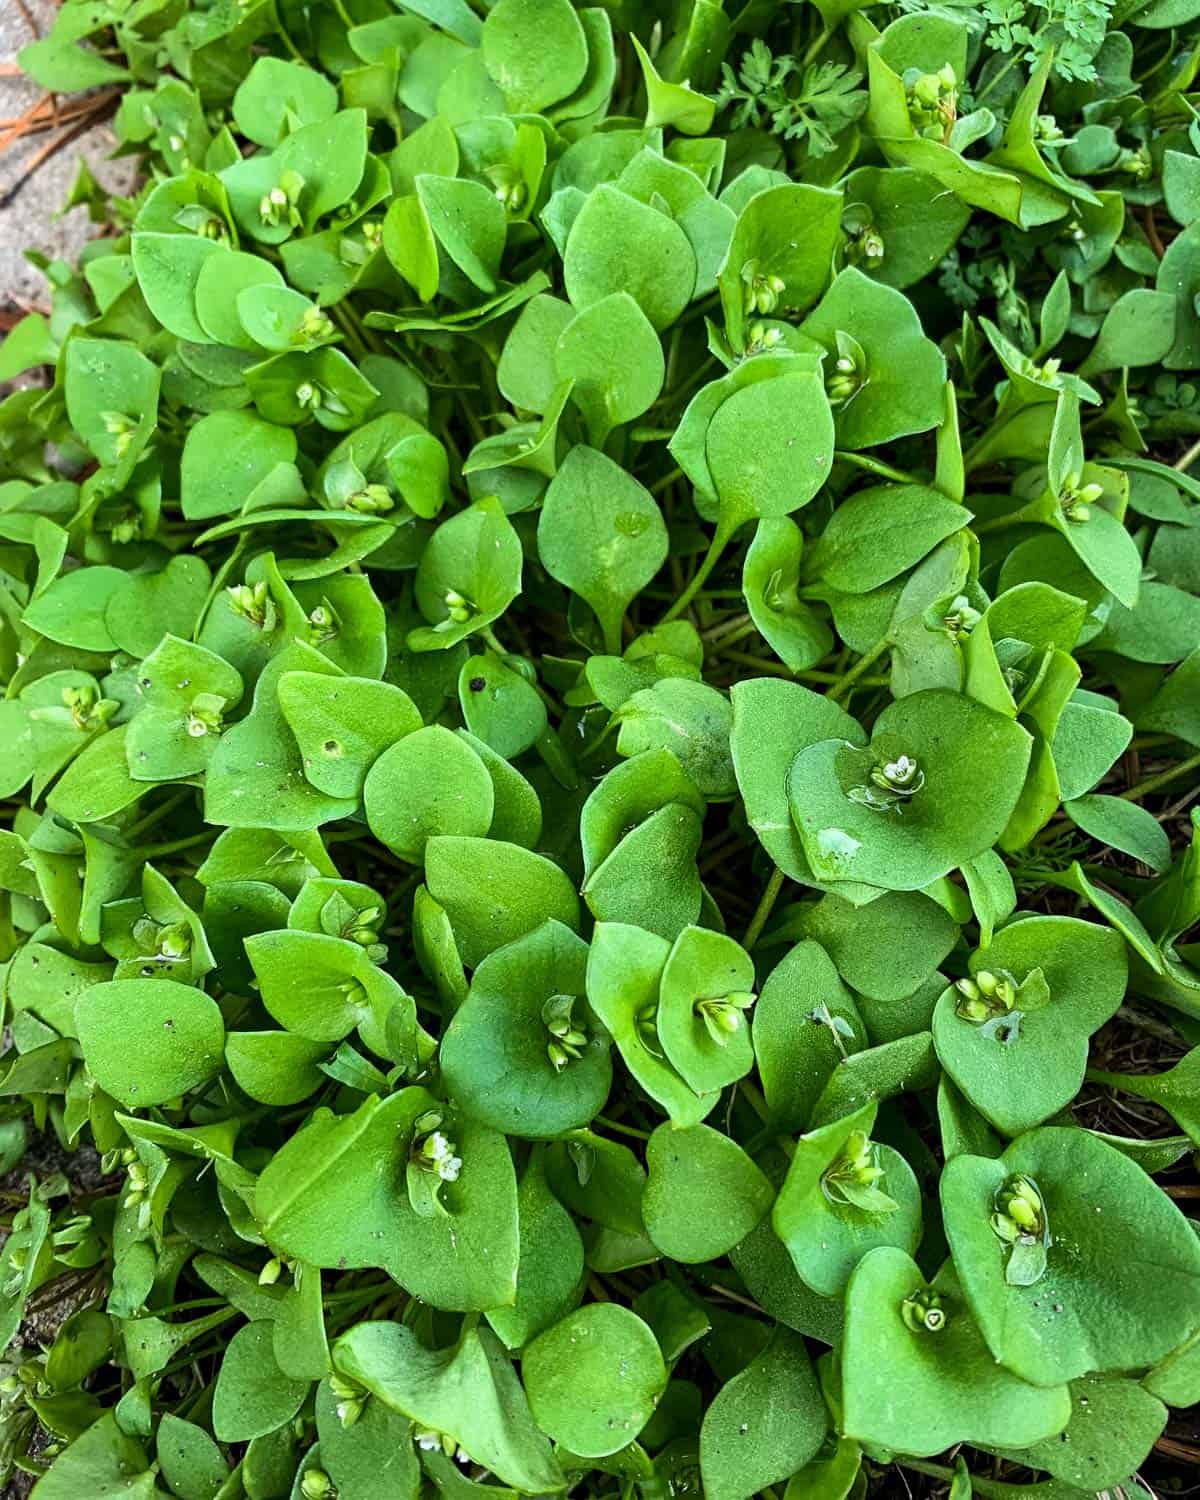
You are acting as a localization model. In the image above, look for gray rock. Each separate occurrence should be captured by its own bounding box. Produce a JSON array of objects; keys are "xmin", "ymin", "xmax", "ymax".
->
[{"xmin": 0, "ymin": 0, "xmax": 137, "ymax": 310}]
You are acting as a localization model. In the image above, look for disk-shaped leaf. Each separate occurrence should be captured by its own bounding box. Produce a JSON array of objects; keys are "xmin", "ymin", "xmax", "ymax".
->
[
  {"xmin": 440, "ymin": 921, "xmax": 610, "ymax": 1138},
  {"xmin": 486, "ymin": 1151, "xmax": 584, "ymax": 1349},
  {"xmin": 843, "ymin": 1248, "xmax": 1070, "ymax": 1455},
  {"xmin": 617, "ymin": 679, "xmax": 734, "ymax": 799},
  {"xmin": 314, "ymin": 1379, "xmax": 420, "ymax": 1500},
  {"xmin": 76, "ymin": 979, "xmax": 225, "ymax": 1108},
  {"xmin": 788, "ymin": 689, "xmax": 1032, "ymax": 890},
  {"xmin": 941, "ymin": 1127, "xmax": 1200, "ymax": 1386},
  {"xmin": 730, "ymin": 677, "xmax": 867, "ymax": 886},
  {"xmin": 364, "ymin": 726, "xmax": 494, "ymax": 862},
  {"xmin": 991, "ymin": 1373, "xmax": 1167, "ymax": 1489},
  {"xmin": 257, "ymin": 1089, "xmax": 519, "ymax": 1311},
  {"xmin": 806, "ymin": 484, "xmax": 966, "ymax": 595},
  {"xmin": 225, "ymin": 1030, "xmax": 327, "ymax": 1107},
  {"xmin": 932, "ymin": 916, "xmax": 1126, "ymax": 1135},
  {"xmin": 522, "ymin": 1303, "xmax": 666, "ymax": 1458},
  {"xmin": 643, "ymin": 1124, "xmax": 774, "ymax": 1263},
  {"xmin": 772, "ymin": 1102, "xmax": 922, "ymax": 1297},
  {"xmin": 583, "ymin": 803, "xmax": 704, "ymax": 943}
]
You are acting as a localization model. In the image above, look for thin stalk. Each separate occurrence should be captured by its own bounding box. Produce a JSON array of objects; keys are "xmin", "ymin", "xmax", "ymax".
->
[
  {"xmin": 835, "ymin": 450, "xmax": 920, "ymax": 484},
  {"xmin": 1119, "ymin": 750, "xmax": 1200, "ymax": 802},
  {"xmin": 827, "ymin": 636, "xmax": 891, "ymax": 702},
  {"xmin": 742, "ymin": 867, "xmax": 785, "ymax": 949},
  {"xmin": 661, "ymin": 521, "xmax": 734, "ymax": 623}
]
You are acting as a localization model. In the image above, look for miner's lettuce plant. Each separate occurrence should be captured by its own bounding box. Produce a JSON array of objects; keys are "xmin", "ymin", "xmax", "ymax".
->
[{"xmin": 2, "ymin": 0, "xmax": 1200, "ymax": 1495}]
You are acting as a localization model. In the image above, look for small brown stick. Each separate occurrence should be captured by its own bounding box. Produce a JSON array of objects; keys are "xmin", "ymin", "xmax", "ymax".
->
[
  {"xmin": 0, "ymin": 111, "xmax": 102, "ymax": 209},
  {"xmin": 1144, "ymin": 205, "xmax": 1166, "ymax": 260},
  {"xmin": 0, "ymin": 90, "xmax": 116, "ymax": 140},
  {"xmin": 13, "ymin": 0, "xmax": 40, "ymax": 35}
]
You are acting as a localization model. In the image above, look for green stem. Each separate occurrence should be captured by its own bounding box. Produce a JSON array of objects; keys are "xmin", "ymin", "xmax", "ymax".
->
[
  {"xmin": 123, "ymin": 788, "xmax": 191, "ymax": 841},
  {"xmin": 827, "ymin": 635, "xmax": 891, "ymax": 702},
  {"xmin": 135, "ymin": 831, "xmax": 214, "ymax": 861},
  {"xmin": 596, "ymin": 1115, "xmax": 651, "ymax": 1141},
  {"xmin": 1086, "ymin": 1066, "xmax": 1153, "ymax": 1096},
  {"xmin": 1175, "ymin": 436, "xmax": 1200, "ymax": 473},
  {"xmin": 742, "ymin": 867, "xmax": 785, "ymax": 949},
  {"xmin": 661, "ymin": 521, "xmax": 734, "ymax": 623},
  {"xmin": 802, "ymin": 26, "xmax": 830, "ymax": 65},
  {"xmin": 1118, "ymin": 750, "xmax": 1200, "ymax": 802},
  {"xmin": 835, "ymin": 450, "xmax": 920, "ymax": 484}
]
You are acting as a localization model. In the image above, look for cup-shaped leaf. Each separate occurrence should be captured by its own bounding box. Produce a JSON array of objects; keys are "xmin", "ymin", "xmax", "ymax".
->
[
  {"xmin": 486, "ymin": 1151, "xmax": 584, "ymax": 1350},
  {"xmin": 586, "ymin": 922, "xmax": 715, "ymax": 1130},
  {"xmin": 941, "ymin": 1127, "xmax": 1200, "ymax": 1386},
  {"xmin": 410, "ymin": 498, "xmax": 522, "ymax": 652},
  {"xmin": 256, "ymin": 1089, "xmax": 519, "ymax": 1311},
  {"xmin": 843, "ymin": 1247, "xmax": 1071, "ymax": 1455},
  {"xmin": 788, "ymin": 689, "xmax": 1032, "ymax": 891},
  {"xmin": 717, "ymin": 183, "xmax": 843, "ymax": 352},
  {"xmin": 772, "ymin": 1102, "xmax": 921, "ymax": 1296},
  {"xmin": 554, "ymin": 293, "xmax": 665, "ymax": 446},
  {"xmin": 658, "ymin": 926, "xmax": 756, "ymax": 1093},
  {"xmin": 440, "ymin": 920, "xmax": 610, "ymax": 1139},
  {"xmin": 798, "ymin": 269, "xmax": 946, "ymax": 450},
  {"xmin": 743, "ymin": 518, "xmax": 833, "ymax": 672},
  {"xmin": 933, "ymin": 916, "xmax": 1126, "ymax": 1135},
  {"xmin": 564, "ymin": 185, "xmax": 697, "ymax": 332}
]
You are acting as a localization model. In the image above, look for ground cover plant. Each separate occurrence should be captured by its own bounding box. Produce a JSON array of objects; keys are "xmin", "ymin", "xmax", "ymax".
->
[{"xmin": 3, "ymin": 0, "xmax": 1200, "ymax": 1495}]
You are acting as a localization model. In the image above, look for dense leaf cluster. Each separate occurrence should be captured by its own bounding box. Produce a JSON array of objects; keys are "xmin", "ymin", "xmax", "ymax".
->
[{"xmin": 2, "ymin": 0, "xmax": 1200, "ymax": 1496}]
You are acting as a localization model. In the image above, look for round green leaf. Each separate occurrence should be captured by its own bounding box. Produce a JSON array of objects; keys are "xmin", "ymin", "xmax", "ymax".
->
[
  {"xmin": 522, "ymin": 1303, "xmax": 667, "ymax": 1458},
  {"xmin": 941, "ymin": 1127, "xmax": 1200, "ymax": 1387},
  {"xmin": 76, "ymin": 979, "xmax": 225, "ymax": 1107},
  {"xmin": 643, "ymin": 1123, "xmax": 774, "ymax": 1263},
  {"xmin": 364, "ymin": 725, "xmax": 494, "ymax": 862},
  {"xmin": 440, "ymin": 920, "xmax": 611, "ymax": 1139},
  {"xmin": 843, "ymin": 1247, "xmax": 1071, "ymax": 1456},
  {"xmin": 772, "ymin": 1102, "xmax": 922, "ymax": 1296},
  {"xmin": 788, "ymin": 689, "xmax": 1033, "ymax": 891},
  {"xmin": 932, "ymin": 916, "xmax": 1126, "ymax": 1135}
]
